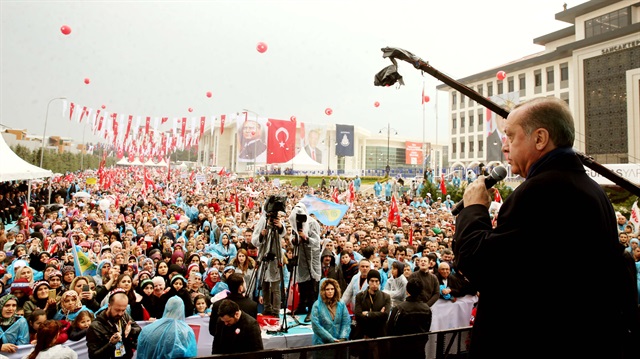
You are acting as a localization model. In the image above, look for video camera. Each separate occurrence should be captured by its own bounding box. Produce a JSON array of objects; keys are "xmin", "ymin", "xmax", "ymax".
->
[
  {"xmin": 295, "ymin": 213, "xmax": 307, "ymax": 232},
  {"xmin": 265, "ymin": 195, "xmax": 287, "ymax": 220}
]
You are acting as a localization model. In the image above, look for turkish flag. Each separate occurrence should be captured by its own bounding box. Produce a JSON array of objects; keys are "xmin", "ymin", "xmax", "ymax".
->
[
  {"xmin": 267, "ymin": 119, "xmax": 296, "ymax": 164},
  {"xmin": 388, "ymin": 195, "xmax": 401, "ymax": 227}
]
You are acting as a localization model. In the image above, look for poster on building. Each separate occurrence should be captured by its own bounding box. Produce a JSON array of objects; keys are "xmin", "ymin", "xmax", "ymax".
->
[
  {"xmin": 236, "ymin": 113, "xmax": 267, "ymax": 163},
  {"xmin": 486, "ymin": 91, "xmax": 519, "ymax": 162},
  {"xmin": 297, "ymin": 123, "xmax": 326, "ymax": 164},
  {"xmin": 405, "ymin": 141, "xmax": 423, "ymax": 165}
]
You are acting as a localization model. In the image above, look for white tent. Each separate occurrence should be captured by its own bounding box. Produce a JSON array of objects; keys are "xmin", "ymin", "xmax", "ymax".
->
[
  {"xmin": 116, "ymin": 157, "xmax": 145, "ymax": 166},
  {"xmin": 0, "ymin": 134, "xmax": 53, "ymax": 181},
  {"xmin": 281, "ymin": 150, "xmax": 324, "ymax": 170}
]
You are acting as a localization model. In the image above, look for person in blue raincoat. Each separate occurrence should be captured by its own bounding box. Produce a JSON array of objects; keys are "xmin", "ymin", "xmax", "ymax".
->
[
  {"xmin": 373, "ymin": 181, "xmax": 382, "ymax": 198},
  {"xmin": 310, "ymin": 278, "xmax": 350, "ymax": 359},
  {"xmin": 0, "ymin": 294, "xmax": 30, "ymax": 352},
  {"xmin": 384, "ymin": 181, "xmax": 392, "ymax": 201},
  {"xmin": 136, "ymin": 296, "xmax": 197, "ymax": 359}
]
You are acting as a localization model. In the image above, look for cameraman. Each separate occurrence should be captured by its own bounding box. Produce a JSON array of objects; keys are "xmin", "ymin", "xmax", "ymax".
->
[
  {"xmin": 251, "ymin": 199, "xmax": 287, "ymax": 317},
  {"xmin": 288, "ymin": 202, "xmax": 321, "ymax": 322}
]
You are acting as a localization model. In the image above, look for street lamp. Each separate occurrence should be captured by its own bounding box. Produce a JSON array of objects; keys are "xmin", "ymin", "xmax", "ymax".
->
[
  {"xmin": 242, "ymin": 108, "xmax": 259, "ymax": 177},
  {"xmin": 40, "ymin": 97, "xmax": 67, "ymax": 168},
  {"xmin": 379, "ymin": 123, "xmax": 398, "ymax": 177}
]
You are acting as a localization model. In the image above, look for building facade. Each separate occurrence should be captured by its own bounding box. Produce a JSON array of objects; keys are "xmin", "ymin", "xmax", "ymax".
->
[{"xmin": 437, "ymin": 0, "xmax": 640, "ymax": 178}]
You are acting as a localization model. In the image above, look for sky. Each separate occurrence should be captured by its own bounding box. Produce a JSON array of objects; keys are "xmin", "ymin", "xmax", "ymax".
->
[{"xmin": 0, "ymin": 0, "xmax": 588, "ymax": 146}]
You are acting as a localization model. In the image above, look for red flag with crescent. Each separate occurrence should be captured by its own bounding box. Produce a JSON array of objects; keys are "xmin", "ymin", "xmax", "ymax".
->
[{"xmin": 266, "ymin": 119, "xmax": 296, "ymax": 164}]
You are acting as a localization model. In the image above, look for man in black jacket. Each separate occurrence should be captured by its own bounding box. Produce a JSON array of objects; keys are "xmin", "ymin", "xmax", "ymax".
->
[
  {"xmin": 86, "ymin": 290, "xmax": 141, "ymax": 359},
  {"xmin": 211, "ymin": 299, "xmax": 263, "ymax": 354},
  {"xmin": 454, "ymin": 97, "xmax": 640, "ymax": 358},
  {"xmin": 387, "ymin": 277, "xmax": 432, "ymax": 359},
  {"xmin": 209, "ymin": 273, "xmax": 258, "ymax": 335}
]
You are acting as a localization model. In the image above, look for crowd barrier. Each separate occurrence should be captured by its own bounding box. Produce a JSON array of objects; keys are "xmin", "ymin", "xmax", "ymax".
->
[{"xmin": 7, "ymin": 295, "xmax": 477, "ymax": 359}]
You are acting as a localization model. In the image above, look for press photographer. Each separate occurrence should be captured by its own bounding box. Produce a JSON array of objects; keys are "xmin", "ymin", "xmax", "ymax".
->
[
  {"xmin": 288, "ymin": 202, "xmax": 321, "ymax": 322},
  {"xmin": 251, "ymin": 195, "xmax": 287, "ymax": 317}
]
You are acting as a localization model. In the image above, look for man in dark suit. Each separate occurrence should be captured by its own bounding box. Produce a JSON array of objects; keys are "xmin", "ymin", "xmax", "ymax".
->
[
  {"xmin": 209, "ymin": 273, "xmax": 258, "ymax": 336},
  {"xmin": 454, "ymin": 97, "xmax": 640, "ymax": 358},
  {"xmin": 211, "ymin": 299, "xmax": 263, "ymax": 354},
  {"xmin": 304, "ymin": 129, "xmax": 323, "ymax": 163}
]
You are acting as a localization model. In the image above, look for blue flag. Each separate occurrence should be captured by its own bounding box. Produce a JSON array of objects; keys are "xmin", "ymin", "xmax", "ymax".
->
[
  {"xmin": 335, "ymin": 124, "xmax": 354, "ymax": 156},
  {"xmin": 299, "ymin": 194, "xmax": 349, "ymax": 226},
  {"xmin": 70, "ymin": 241, "xmax": 97, "ymax": 277}
]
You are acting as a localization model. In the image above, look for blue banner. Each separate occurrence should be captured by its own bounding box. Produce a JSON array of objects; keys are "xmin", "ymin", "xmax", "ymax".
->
[
  {"xmin": 299, "ymin": 194, "xmax": 349, "ymax": 226},
  {"xmin": 335, "ymin": 124, "xmax": 354, "ymax": 156}
]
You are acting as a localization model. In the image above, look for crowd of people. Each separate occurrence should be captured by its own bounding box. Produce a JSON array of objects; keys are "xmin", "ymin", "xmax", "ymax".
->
[{"xmin": 0, "ymin": 97, "xmax": 639, "ymax": 358}]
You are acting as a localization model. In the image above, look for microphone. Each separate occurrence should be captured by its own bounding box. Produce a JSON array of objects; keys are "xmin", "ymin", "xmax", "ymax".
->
[{"xmin": 451, "ymin": 166, "xmax": 507, "ymax": 216}]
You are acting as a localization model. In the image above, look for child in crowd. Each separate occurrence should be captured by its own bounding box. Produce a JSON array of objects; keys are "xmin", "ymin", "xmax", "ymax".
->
[
  {"xmin": 27, "ymin": 309, "xmax": 47, "ymax": 344},
  {"xmin": 68, "ymin": 310, "xmax": 94, "ymax": 341},
  {"xmin": 193, "ymin": 293, "xmax": 211, "ymax": 317}
]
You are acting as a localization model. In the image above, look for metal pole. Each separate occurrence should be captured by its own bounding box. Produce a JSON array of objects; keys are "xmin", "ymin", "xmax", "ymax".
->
[
  {"xmin": 80, "ymin": 122, "xmax": 86, "ymax": 170},
  {"xmin": 386, "ymin": 123, "xmax": 390, "ymax": 176},
  {"xmin": 41, "ymin": 97, "xmax": 66, "ymax": 168}
]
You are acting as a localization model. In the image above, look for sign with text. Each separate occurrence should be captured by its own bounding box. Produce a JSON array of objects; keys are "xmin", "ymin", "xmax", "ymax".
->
[{"xmin": 405, "ymin": 141, "xmax": 424, "ymax": 165}]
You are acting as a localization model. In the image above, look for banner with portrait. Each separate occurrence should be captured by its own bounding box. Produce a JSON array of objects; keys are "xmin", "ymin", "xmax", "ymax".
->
[
  {"xmin": 237, "ymin": 113, "xmax": 268, "ymax": 163},
  {"xmin": 297, "ymin": 123, "xmax": 326, "ymax": 164},
  {"xmin": 486, "ymin": 91, "xmax": 519, "ymax": 162}
]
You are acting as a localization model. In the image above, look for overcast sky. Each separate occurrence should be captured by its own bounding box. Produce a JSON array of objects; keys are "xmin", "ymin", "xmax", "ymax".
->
[{"xmin": 0, "ymin": 0, "xmax": 587, "ymax": 145}]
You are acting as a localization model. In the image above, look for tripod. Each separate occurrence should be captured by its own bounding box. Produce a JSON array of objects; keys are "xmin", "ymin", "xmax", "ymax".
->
[{"xmin": 246, "ymin": 216, "xmax": 299, "ymax": 334}]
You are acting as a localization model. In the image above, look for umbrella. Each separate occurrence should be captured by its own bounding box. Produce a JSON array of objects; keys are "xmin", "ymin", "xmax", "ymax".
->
[{"xmin": 73, "ymin": 191, "xmax": 91, "ymax": 199}]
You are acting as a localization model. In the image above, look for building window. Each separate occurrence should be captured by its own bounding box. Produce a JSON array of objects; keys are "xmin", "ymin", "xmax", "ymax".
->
[
  {"xmin": 460, "ymin": 142, "xmax": 465, "ymax": 154},
  {"xmin": 460, "ymin": 94, "xmax": 466, "ymax": 108},
  {"xmin": 477, "ymin": 84, "xmax": 483, "ymax": 96},
  {"xmin": 560, "ymin": 62, "xmax": 569, "ymax": 89},
  {"xmin": 497, "ymin": 82, "xmax": 503, "ymax": 95},
  {"xmin": 469, "ymin": 140, "xmax": 474, "ymax": 153},
  {"xmin": 487, "ymin": 82, "xmax": 493, "ymax": 97},
  {"xmin": 452, "ymin": 142, "xmax": 456, "ymax": 154},
  {"xmin": 452, "ymin": 92, "xmax": 457, "ymax": 110},
  {"xmin": 469, "ymin": 87, "xmax": 475, "ymax": 106},
  {"xmin": 452, "ymin": 115, "xmax": 457, "ymax": 130},
  {"xmin": 468, "ymin": 111, "xmax": 474, "ymax": 128},
  {"xmin": 585, "ymin": 7, "xmax": 630, "ymax": 39},
  {"xmin": 478, "ymin": 138, "xmax": 484, "ymax": 156},
  {"xmin": 534, "ymin": 69, "xmax": 542, "ymax": 94},
  {"xmin": 546, "ymin": 66, "xmax": 555, "ymax": 91},
  {"xmin": 507, "ymin": 77, "xmax": 514, "ymax": 92},
  {"xmin": 477, "ymin": 110, "xmax": 484, "ymax": 132},
  {"xmin": 460, "ymin": 114, "xmax": 466, "ymax": 133},
  {"xmin": 519, "ymin": 74, "xmax": 526, "ymax": 96}
]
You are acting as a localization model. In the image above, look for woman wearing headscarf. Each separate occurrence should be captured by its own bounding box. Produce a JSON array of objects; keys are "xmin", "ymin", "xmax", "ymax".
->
[
  {"xmin": 53, "ymin": 290, "xmax": 93, "ymax": 322},
  {"xmin": 0, "ymin": 294, "xmax": 30, "ymax": 353},
  {"xmin": 136, "ymin": 296, "xmax": 197, "ymax": 359},
  {"xmin": 211, "ymin": 233, "xmax": 237, "ymax": 263},
  {"xmin": 160, "ymin": 275, "xmax": 193, "ymax": 319},
  {"xmin": 23, "ymin": 281, "xmax": 57, "ymax": 320},
  {"xmin": 310, "ymin": 278, "xmax": 351, "ymax": 359}
]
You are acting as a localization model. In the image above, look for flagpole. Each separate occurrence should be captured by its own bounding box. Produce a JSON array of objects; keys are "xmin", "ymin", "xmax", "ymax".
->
[{"xmin": 422, "ymin": 81, "xmax": 426, "ymax": 176}]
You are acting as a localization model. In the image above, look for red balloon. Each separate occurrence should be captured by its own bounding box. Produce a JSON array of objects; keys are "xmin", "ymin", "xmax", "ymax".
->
[
  {"xmin": 256, "ymin": 42, "xmax": 268, "ymax": 53},
  {"xmin": 325, "ymin": 108, "xmax": 333, "ymax": 116},
  {"xmin": 188, "ymin": 108, "xmax": 193, "ymax": 112},
  {"xmin": 206, "ymin": 92, "xmax": 212, "ymax": 98},
  {"xmin": 496, "ymin": 70, "xmax": 507, "ymax": 81},
  {"xmin": 290, "ymin": 116, "xmax": 296, "ymax": 122},
  {"xmin": 60, "ymin": 25, "xmax": 72, "ymax": 35},
  {"xmin": 424, "ymin": 96, "xmax": 430, "ymax": 103},
  {"xmin": 374, "ymin": 101, "xmax": 380, "ymax": 107},
  {"xmin": 101, "ymin": 105, "xmax": 106, "ymax": 109},
  {"xmin": 84, "ymin": 78, "xmax": 90, "ymax": 84}
]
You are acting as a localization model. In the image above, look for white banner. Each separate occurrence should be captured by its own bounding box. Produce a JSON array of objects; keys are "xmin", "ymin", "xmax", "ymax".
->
[{"xmin": 584, "ymin": 164, "xmax": 640, "ymax": 186}]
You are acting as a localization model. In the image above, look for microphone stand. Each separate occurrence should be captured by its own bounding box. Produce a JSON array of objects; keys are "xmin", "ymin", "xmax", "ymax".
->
[{"xmin": 376, "ymin": 46, "xmax": 640, "ymax": 198}]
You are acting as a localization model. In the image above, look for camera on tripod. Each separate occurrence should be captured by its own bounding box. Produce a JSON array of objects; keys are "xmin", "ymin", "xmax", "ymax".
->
[
  {"xmin": 265, "ymin": 195, "xmax": 287, "ymax": 222},
  {"xmin": 295, "ymin": 213, "xmax": 307, "ymax": 232}
]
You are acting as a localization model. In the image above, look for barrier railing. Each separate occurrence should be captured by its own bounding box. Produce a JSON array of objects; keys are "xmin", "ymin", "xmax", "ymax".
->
[{"xmin": 201, "ymin": 326, "xmax": 473, "ymax": 359}]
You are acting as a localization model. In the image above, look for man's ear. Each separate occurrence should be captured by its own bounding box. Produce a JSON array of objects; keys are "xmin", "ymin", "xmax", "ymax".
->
[{"xmin": 535, "ymin": 128, "xmax": 550, "ymax": 149}]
